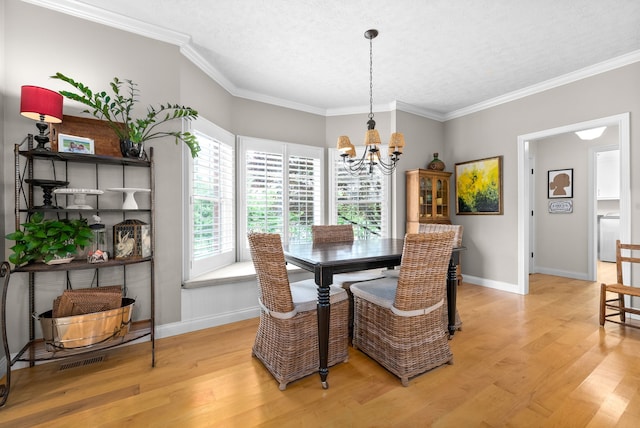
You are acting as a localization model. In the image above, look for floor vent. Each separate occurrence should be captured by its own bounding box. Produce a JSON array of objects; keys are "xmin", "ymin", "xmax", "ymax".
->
[{"xmin": 59, "ymin": 355, "xmax": 105, "ymax": 371}]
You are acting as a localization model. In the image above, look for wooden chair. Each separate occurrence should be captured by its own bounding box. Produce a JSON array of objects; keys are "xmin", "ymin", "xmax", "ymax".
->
[
  {"xmin": 600, "ymin": 240, "xmax": 640, "ymax": 328},
  {"xmin": 247, "ymin": 232, "xmax": 349, "ymax": 390},
  {"xmin": 351, "ymin": 232, "xmax": 455, "ymax": 386},
  {"xmin": 311, "ymin": 225, "xmax": 385, "ymax": 338}
]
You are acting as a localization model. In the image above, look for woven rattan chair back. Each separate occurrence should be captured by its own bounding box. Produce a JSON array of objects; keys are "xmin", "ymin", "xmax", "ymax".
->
[
  {"xmin": 312, "ymin": 225, "xmax": 354, "ymax": 244},
  {"xmin": 394, "ymin": 232, "xmax": 455, "ymax": 312},
  {"xmin": 247, "ymin": 233, "xmax": 295, "ymax": 315},
  {"xmin": 418, "ymin": 223, "xmax": 463, "ymax": 247}
]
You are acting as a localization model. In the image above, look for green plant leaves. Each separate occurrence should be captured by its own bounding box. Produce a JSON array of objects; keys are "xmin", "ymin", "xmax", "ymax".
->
[
  {"xmin": 4, "ymin": 215, "xmax": 93, "ymax": 267},
  {"xmin": 52, "ymin": 72, "xmax": 200, "ymax": 157}
]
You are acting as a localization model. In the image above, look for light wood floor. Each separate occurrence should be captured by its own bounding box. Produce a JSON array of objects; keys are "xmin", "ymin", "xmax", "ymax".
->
[{"xmin": 2, "ymin": 263, "xmax": 640, "ymax": 427}]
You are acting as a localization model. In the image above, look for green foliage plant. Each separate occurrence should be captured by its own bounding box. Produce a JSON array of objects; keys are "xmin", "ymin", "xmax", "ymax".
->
[
  {"xmin": 50, "ymin": 72, "xmax": 200, "ymax": 158},
  {"xmin": 5, "ymin": 212, "xmax": 93, "ymax": 266}
]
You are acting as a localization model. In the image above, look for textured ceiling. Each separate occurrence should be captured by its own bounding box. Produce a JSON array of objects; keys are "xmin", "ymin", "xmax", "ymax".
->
[{"xmin": 34, "ymin": 0, "xmax": 640, "ymax": 119}]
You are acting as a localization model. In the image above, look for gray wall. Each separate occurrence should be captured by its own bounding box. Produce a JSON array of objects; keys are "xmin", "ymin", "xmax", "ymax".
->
[
  {"xmin": 0, "ymin": 1, "xmax": 5, "ymax": 262},
  {"xmin": 2, "ymin": 0, "xmax": 640, "ymax": 352},
  {"xmin": 444, "ymin": 62, "xmax": 640, "ymax": 287},
  {"xmin": 533, "ymin": 127, "xmax": 618, "ymax": 278}
]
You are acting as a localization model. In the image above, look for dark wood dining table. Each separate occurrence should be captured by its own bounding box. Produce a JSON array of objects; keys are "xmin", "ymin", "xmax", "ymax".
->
[{"xmin": 283, "ymin": 238, "xmax": 464, "ymax": 388}]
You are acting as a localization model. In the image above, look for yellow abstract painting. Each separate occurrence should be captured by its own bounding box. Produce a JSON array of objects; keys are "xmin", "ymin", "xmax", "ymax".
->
[{"xmin": 455, "ymin": 156, "xmax": 503, "ymax": 214}]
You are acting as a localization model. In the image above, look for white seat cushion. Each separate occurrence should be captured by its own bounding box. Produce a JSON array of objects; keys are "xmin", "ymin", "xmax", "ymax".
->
[
  {"xmin": 383, "ymin": 268, "xmax": 400, "ymax": 278},
  {"xmin": 333, "ymin": 268, "xmax": 385, "ymax": 286},
  {"xmin": 350, "ymin": 277, "xmax": 398, "ymax": 309},
  {"xmin": 290, "ymin": 279, "xmax": 348, "ymax": 312}
]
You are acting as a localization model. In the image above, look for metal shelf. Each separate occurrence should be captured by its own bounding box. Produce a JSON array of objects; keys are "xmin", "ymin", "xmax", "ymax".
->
[{"xmin": 12, "ymin": 320, "xmax": 152, "ymax": 363}]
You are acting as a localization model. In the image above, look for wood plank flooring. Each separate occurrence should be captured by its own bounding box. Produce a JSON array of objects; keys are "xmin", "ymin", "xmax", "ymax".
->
[{"xmin": 2, "ymin": 263, "xmax": 640, "ymax": 427}]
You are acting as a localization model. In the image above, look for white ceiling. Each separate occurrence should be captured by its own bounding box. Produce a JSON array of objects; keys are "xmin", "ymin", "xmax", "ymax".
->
[{"xmin": 30, "ymin": 0, "xmax": 640, "ymax": 120}]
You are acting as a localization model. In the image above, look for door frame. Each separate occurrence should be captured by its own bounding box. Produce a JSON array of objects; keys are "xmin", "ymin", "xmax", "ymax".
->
[{"xmin": 517, "ymin": 113, "xmax": 630, "ymax": 295}]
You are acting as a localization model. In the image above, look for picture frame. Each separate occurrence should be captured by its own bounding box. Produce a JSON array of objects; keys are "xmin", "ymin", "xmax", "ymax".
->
[
  {"xmin": 455, "ymin": 155, "xmax": 503, "ymax": 215},
  {"xmin": 548, "ymin": 200, "xmax": 573, "ymax": 214},
  {"xmin": 57, "ymin": 133, "xmax": 95, "ymax": 154},
  {"xmin": 548, "ymin": 168, "xmax": 573, "ymax": 198}
]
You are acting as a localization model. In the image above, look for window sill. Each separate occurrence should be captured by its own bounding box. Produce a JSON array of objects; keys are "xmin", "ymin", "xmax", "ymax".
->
[{"xmin": 182, "ymin": 261, "xmax": 303, "ymax": 289}]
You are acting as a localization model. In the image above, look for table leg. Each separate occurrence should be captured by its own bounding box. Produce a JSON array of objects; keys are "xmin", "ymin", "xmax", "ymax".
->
[
  {"xmin": 315, "ymin": 266, "xmax": 331, "ymax": 389},
  {"xmin": 447, "ymin": 258, "xmax": 458, "ymax": 337}
]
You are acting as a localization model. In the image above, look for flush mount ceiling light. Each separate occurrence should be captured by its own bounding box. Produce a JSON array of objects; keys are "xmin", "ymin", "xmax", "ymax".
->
[
  {"xmin": 336, "ymin": 29, "xmax": 405, "ymax": 175},
  {"xmin": 575, "ymin": 126, "xmax": 607, "ymax": 140}
]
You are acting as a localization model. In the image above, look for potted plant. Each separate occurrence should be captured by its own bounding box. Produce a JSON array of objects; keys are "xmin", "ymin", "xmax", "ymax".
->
[
  {"xmin": 50, "ymin": 72, "xmax": 200, "ymax": 158},
  {"xmin": 5, "ymin": 212, "xmax": 93, "ymax": 267}
]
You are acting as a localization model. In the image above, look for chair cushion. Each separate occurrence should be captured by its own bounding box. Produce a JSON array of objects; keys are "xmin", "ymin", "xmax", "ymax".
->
[
  {"xmin": 333, "ymin": 269, "xmax": 385, "ymax": 286},
  {"xmin": 382, "ymin": 268, "xmax": 399, "ymax": 278},
  {"xmin": 290, "ymin": 279, "xmax": 348, "ymax": 312},
  {"xmin": 350, "ymin": 277, "xmax": 398, "ymax": 309}
]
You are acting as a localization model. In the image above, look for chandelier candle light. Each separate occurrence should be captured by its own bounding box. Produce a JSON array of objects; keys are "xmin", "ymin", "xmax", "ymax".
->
[{"xmin": 337, "ymin": 29, "xmax": 406, "ymax": 175}]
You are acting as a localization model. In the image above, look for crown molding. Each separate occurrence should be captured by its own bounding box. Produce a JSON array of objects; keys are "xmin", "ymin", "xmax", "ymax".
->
[
  {"xmin": 445, "ymin": 49, "xmax": 640, "ymax": 121},
  {"xmin": 22, "ymin": 0, "xmax": 190, "ymax": 46},
  {"xmin": 24, "ymin": 0, "xmax": 640, "ymax": 121}
]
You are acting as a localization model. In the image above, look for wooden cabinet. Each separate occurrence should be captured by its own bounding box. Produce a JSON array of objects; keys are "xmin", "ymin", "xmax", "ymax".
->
[
  {"xmin": 0, "ymin": 137, "xmax": 155, "ymax": 408},
  {"xmin": 406, "ymin": 169, "xmax": 452, "ymax": 233}
]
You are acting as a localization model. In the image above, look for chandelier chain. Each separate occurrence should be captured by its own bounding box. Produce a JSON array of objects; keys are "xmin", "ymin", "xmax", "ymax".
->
[
  {"xmin": 369, "ymin": 35, "xmax": 374, "ymax": 120},
  {"xmin": 337, "ymin": 29, "xmax": 404, "ymax": 176}
]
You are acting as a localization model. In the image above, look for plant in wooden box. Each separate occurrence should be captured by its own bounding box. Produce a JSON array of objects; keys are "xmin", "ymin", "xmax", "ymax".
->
[
  {"xmin": 5, "ymin": 212, "xmax": 93, "ymax": 266},
  {"xmin": 50, "ymin": 72, "xmax": 200, "ymax": 159}
]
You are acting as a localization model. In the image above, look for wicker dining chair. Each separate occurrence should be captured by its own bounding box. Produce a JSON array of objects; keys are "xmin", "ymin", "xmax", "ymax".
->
[
  {"xmin": 247, "ymin": 232, "xmax": 349, "ymax": 390},
  {"xmin": 419, "ymin": 223, "xmax": 463, "ymax": 331},
  {"xmin": 385, "ymin": 223, "xmax": 463, "ymax": 332},
  {"xmin": 351, "ymin": 232, "xmax": 455, "ymax": 386},
  {"xmin": 311, "ymin": 225, "xmax": 385, "ymax": 338}
]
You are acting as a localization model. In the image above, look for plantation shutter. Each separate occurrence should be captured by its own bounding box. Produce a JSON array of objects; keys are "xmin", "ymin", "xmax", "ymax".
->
[
  {"xmin": 288, "ymin": 155, "xmax": 321, "ymax": 243},
  {"xmin": 246, "ymin": 150, "xmax": 285, "ymax": 235},
  {"xmin": 331, "ymin": 149, "xmax": 389, "ymax": 239}
]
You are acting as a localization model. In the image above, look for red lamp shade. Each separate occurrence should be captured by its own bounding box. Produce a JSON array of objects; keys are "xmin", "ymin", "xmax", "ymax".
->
[{"xmin": 20, "ymin": 85, "xmax": 63, "ymax": 123}]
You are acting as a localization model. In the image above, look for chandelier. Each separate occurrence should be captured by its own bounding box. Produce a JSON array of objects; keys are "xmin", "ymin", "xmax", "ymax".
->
[{"xmin": 337, "ymin": 29, "xmax": 405, "ymax": 175}]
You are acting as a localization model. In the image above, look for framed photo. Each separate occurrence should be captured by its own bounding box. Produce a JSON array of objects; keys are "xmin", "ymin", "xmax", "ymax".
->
[
  {"xmin": 548, "ymin": 168, "xmax": 573, "ymax": 198},
  {"xmin": 58, "ymin": 133, "xmax": 95, "ymax": 154},
  {"xmin": 455, "ymin": 155, "xmax": 503, "ymax": 215}
]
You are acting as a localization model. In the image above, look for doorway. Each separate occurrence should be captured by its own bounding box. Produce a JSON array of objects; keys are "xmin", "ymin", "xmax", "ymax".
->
[{"xmin": 516, "ymin": 113, "xmax": 630, "ymax": 295}]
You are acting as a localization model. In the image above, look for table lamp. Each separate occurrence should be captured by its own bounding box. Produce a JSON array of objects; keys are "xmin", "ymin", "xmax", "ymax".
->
[{"xmin": 20, "ymin": 85, "xmax": 63, "ymax": 150}]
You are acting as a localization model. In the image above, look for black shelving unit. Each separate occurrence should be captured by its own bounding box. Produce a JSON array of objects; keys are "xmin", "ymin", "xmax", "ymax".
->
[{"xmin": 0, "ymin": 138, "xmax": 155, "ymax": 408}]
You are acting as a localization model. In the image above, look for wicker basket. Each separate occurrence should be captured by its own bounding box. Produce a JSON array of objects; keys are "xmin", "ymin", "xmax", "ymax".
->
[{"xmin": 39, "ymin": 298, "xmax": 135, "ymax": 350}]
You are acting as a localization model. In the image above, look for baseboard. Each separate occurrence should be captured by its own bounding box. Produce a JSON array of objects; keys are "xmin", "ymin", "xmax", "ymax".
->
[
  {"xmin": 157, "ymin": 307, "xmax": 260, "ymax": 339},
  {"xmin": 533, "ymin": 267, "xmax": 590, "ymax": 281},
  {"xmin": 462, "ymin": 275, "xmax": 520, "ymax": 294}
]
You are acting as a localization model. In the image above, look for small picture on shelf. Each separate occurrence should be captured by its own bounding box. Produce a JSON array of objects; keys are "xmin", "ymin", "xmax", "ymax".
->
[{"xmin": 58, "ymin": 133, "xmax": 95, "ymax": 154}]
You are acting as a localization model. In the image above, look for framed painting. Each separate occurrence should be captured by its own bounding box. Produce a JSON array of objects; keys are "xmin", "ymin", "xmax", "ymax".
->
[
  {"xmin": 548, "ymin": 168, "xmax": 573, "ymax": 198},
  {"xmin": 58, "ymin": 133, "xmax": 95, "ymax": 154},
  {"xmin": 455, "ymin": 155, "xmax": 503, "ymax": 215}
]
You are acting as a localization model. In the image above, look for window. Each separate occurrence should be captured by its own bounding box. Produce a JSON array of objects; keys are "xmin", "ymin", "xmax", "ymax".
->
[
  {"xmin": 238, "ymin": 137, "xmax": 323, "ymax": 260},
  {"xmin": 329, "ymin": 148, "xmax": 391, "ymax": 239},
  {"xmin": 184, "ymin": 117, "xmax": 235, "ymax": 279}
]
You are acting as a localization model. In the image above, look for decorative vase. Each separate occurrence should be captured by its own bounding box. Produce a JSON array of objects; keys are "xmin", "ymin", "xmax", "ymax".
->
[
  {"xmin": 427, "ymin": 153, "xmax": 445, "ymax": 171},
  {"xmin": 120, "ymin": 140, "xmax": 145, "ymax": 159}
]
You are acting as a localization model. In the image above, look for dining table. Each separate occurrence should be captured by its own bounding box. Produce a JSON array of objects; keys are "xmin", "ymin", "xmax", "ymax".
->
[{"xmin": 283, "ymin": 237, "xmax": 465, "ymax": 388}]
